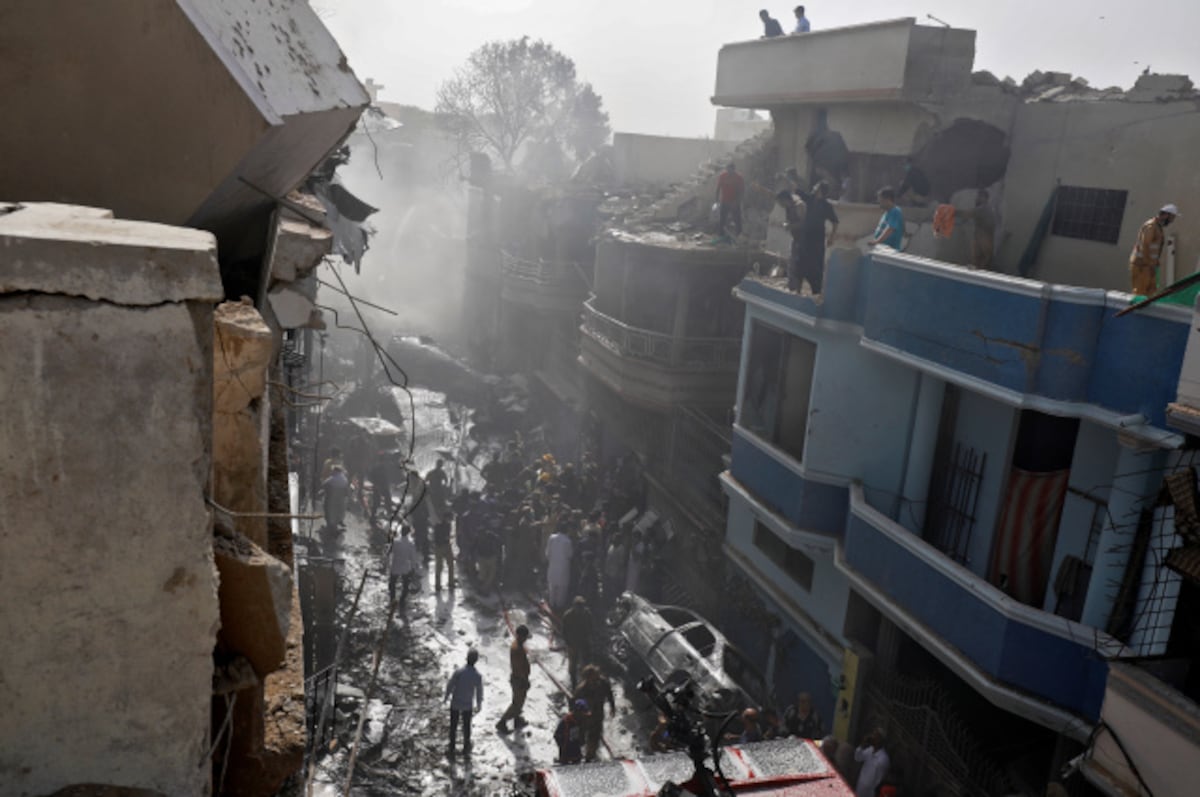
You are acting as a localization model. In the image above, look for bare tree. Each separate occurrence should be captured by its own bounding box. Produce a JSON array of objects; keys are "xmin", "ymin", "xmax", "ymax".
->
[{"xmin": 435, "ymin": 37, "xmax": 610, "ymax": 174}]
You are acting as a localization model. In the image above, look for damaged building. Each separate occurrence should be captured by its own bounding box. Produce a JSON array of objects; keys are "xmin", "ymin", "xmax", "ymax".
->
[
  {"xmin": 456, "ymin": 14, "xmax": 1200, "ymax": 797},
  {"xmin": 711, "ymin": 16, "xmax": 1200, "ymax": 797},
  {"xmin": 0, "ymin": 2, "xmax": 368, "ymax": 795}
]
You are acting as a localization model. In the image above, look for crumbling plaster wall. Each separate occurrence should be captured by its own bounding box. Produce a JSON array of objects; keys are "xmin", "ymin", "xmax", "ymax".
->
[
  {"xmin": 213, "ymin": 300, "xmax": 275, "ymax": 547},
  {"xmin": 0, "ymin": 203, "xmax": 223, "ymax": 797},
  {"xmin": 999, "ymin": 97, "xmax": 1200, "ymax": 289}
]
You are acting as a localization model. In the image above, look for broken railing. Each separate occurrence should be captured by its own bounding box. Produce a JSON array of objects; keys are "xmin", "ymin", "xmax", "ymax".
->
[
  {"xmin": 581, "ymin": 297, "xmax": 741, "ymax": 369},
  {"xmin": 303, "ymin": 663, "xmax": 338, "ymax": 767}
]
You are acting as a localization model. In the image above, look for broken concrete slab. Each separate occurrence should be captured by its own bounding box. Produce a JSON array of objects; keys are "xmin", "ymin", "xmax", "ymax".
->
[
  {"xmin": 268, "ymin": 282, "xmax": 318, "ymax": 329},
  {"xmin": 0, "ymin": 203, "xmax": 222, "ymax": 305},
  {"xmin": 213, "ymin": 300, "xmax": 274, "ymax": 413},
  {"xmin": 269, "ymin": 216, "xmax": 333, "ymax": 282},
  {"xmin": 214, "ymin": 530, "xmax": 293, "ymax": 678},
  {"xmin": 213, "ymin": 300, "xmax": 274, "ymax": 547}
]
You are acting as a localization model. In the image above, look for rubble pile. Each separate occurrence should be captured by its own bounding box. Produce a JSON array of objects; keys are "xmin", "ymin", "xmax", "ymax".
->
[{"xmin": 975, "ymin": 68, "xmax": 1198, "ymax": 103}]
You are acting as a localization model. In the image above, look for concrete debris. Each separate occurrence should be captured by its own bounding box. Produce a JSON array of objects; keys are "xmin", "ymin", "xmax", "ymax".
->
[
  {"xmin": 1001, "ymin": 69, "xmax": 1200, "ymax": 104},
  {"xmin": 212, "ymin": 299, "xmax": 274, "ymax": 544},
  {"xmin": 0, "ymin": 202, "xmax": 222, "ymax": 305},
  {"xmin": 214, "ymin": 655, "xmax": 261, "ymax": 695},
  {"xmin": 269, "ymin": 216, "xmax": 333, "ymax": 283},
  {"xmin": 268, "ymin": 281, "xmax": 319, "ymax": 329},
  {"xmin": 213, "ymin": 300, "xmax": 274, "ymax": 414},
  {"xmin": 213, "ymin": 530, "xmax": 294, "ymax": 678}
]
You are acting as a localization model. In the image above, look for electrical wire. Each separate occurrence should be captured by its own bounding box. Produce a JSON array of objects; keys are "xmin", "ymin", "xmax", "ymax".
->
[
  {"xmin": 1094, "ymin": 720, "xmax": 1155, "ymax": 797},
  {"xmin": 304, "ymin": 258, "xmax": 434, "ymax": 796}
]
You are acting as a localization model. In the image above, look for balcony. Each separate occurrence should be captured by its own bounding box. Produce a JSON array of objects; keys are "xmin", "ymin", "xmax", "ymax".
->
[
  {"xmin": 841, "ymin": 483, "xmax": 1114, "ymax": 724},
  {"xmin": 579, "ymin": 297, "xmax": 740, "ymax": 408},
  {"xmin": 712, "ymin": 18, "xmax": 974, "ymax": 108},
  {"xmin": 500, "ymin": 250, "xmax": 587, "ymax": 313},
  {"xmin": 735, "ymin": 250, "xmax": 1191, "ymax": 443},
  {"xmin": 729, "ymin": 428, "xmax": 848, "ymax": 536}
]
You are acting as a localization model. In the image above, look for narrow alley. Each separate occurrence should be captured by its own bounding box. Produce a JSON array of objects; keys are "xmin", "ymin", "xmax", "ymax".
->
[{"xmin": 294, "ymin": 377, "xmax": 651, "ymax": 796}]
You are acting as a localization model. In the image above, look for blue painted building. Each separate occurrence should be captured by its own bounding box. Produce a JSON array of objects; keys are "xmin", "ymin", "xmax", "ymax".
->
[{"xmin": 720, "ymin": 247, "xmax": 1194, "ymax": 791}]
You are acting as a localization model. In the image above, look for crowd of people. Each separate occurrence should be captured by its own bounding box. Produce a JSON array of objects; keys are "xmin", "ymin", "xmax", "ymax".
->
[{"xmin": 320, "ymin": 433, "xmax": 904, "ymax": 790}]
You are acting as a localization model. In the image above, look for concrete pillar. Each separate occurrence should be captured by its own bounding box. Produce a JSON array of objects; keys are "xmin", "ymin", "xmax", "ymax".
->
[
  {"xmin": 1080, "ymin": 441, "xmax": 1165, "ymax": 630},
  {"xmin": 734, "ymin": 312, "xmax": 756, "ymax": 426},
  {"xmin": 0, "ymin": 203, "xmax": 222, "ymax": 797},
  {"xmin": 669, "ymin": 276, "xmax": 692, "ymax": 365},
  {"xmin": 896, "ymin": 373, "xmax": 946, "ymax": 530}
]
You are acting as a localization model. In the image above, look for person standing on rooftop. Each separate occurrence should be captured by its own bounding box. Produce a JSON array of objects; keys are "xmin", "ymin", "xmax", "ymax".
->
[
  {"xmin": 715, "ymin": 162, "xmax": 745, "ymax": 239},
  {"xmin": 1129, "ymin": 203, "xmax": 1178, "ymax": 296},
  {"xmin": 759, "ymin": 9, "xmax": 785, "ymax": 37},
  {"xmin": 792, "ymin": 5, "xmax": 811, "ymax": 33},
  {"xmin": 870, "ymin": 187, "xmax": 905, "ymax": 250},
  {"xmin": 794, "ymin": 179, "xmax": 839, "ymax": 295}
]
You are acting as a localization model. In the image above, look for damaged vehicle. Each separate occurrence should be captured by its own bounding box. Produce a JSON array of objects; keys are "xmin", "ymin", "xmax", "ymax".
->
[{"xmin": 607, "ymin": 592, "xmax": 771, "ymax": 714}]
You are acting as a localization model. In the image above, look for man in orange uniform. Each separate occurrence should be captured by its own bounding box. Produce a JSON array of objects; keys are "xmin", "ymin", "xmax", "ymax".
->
[{"xmin": 1129, "ymin": 203, "xmax": 1178, "ymax": 295}]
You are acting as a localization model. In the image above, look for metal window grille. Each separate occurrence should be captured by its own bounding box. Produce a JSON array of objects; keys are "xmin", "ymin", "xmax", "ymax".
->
[
  {"xmin": 924, "ymin": 443, "xmax": 986, "ymax": 566},
  {"xmin": 863, "ymin": 672, "xmax": 1020, "ymax": 797},
  {"xmin": 1051, "ymin": 186, "xmax": 1128, "ymax": 244}
]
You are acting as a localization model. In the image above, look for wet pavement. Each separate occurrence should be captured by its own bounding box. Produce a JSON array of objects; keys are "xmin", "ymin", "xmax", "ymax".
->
[{"xmin": 293, "ymin": 384, "xmax": 655, "ymax": 796}]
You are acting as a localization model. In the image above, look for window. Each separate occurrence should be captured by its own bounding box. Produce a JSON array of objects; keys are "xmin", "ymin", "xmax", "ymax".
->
[
  {"xmin": 753, "ymin": 521, "xmax": 815, "ymax": 591},
  {"xmin": 1051, "ymin": 186, "xmax": 1128, "ymax": 244},
  {"xmin": 741, "ymin": 322, "xmax": 817, "ymax": 462}
]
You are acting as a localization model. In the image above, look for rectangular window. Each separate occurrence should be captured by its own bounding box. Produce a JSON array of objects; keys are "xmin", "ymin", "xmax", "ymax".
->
[
  {"xmin": 1051, "ymin": 186, "xmax": 1128, "ymax": 244},
  {"xmin": 740, "ymin": 322, "xmax": 816, "ymax": 462},
  {"xmin": 753, "ymin": 521, "xmax": 815, "ymax": 591}
]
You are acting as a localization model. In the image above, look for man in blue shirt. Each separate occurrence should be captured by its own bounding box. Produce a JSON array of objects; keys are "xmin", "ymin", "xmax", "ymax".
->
[
  {"xmin": 871, "ymin": 187, "xmax": 905, "ymax": 250},
  {"xmin": 792, "ymin": 6, "xmax": 811, "ymax": 33},
  {"xmin": 759, "ymin": 9, "xmax": 784, "ymax": 37},
  {"xmin": 444, "ymin": 649, "xmax": 484, "ymax": 756}
]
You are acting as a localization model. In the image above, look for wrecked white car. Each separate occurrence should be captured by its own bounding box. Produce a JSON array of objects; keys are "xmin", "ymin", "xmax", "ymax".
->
[{"xmin": 607, "ymin": 592, "xmax": 771, "ymax": 714}]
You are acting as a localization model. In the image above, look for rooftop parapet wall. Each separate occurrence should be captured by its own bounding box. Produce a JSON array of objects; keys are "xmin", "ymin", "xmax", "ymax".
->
[
  {"xmin": 0, "ymin": 203, "xmax": 222, "ymax": 797},
  {"xmin": 713, "ymin": 18, "xmax": 975, "ymax": 108}
]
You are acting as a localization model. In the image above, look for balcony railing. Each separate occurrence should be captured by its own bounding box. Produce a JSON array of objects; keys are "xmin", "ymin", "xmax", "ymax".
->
[
  {"xmin": 581, "ymin": 297, "xmax": 741, "ymax": 370},
  {"xmin": 500, "ymin": 250, "xmax": 582, "ymax": 287},
  {"xmin": 843, "ymin": 483, "xmax": 1119, "ymax": 722}
]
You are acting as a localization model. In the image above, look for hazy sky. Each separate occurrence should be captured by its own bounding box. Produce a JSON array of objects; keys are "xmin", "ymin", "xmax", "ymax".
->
[{"xmin": 321, "ymin": 0, "xmax": 1199, "ymax": 138}]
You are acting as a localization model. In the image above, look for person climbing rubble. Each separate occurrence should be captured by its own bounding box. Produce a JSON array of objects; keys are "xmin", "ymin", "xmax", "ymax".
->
[{"xmin": 715, "ymin": 162, "xmax": 745, "ymax": 239}]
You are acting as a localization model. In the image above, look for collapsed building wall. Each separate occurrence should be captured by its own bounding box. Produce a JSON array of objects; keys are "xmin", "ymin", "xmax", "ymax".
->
[
  {"xmin": 0, "ymin": 203, "xmax": 223, "ymax": 797},
  {"xmin": 999, "ymin": 77, "xmax": 1200, "ymax": 289}
]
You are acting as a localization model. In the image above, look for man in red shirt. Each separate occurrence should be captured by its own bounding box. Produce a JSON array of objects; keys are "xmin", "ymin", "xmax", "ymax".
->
[{"xmin": 715, "ymin": 162, "xmax": 745, "ymax": 239}]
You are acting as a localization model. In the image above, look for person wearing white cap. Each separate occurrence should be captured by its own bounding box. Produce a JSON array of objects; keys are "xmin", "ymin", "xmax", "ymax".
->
[{"xmin": 1129, "ymin": 203, "xmax": 1179, "ymax": 296}]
